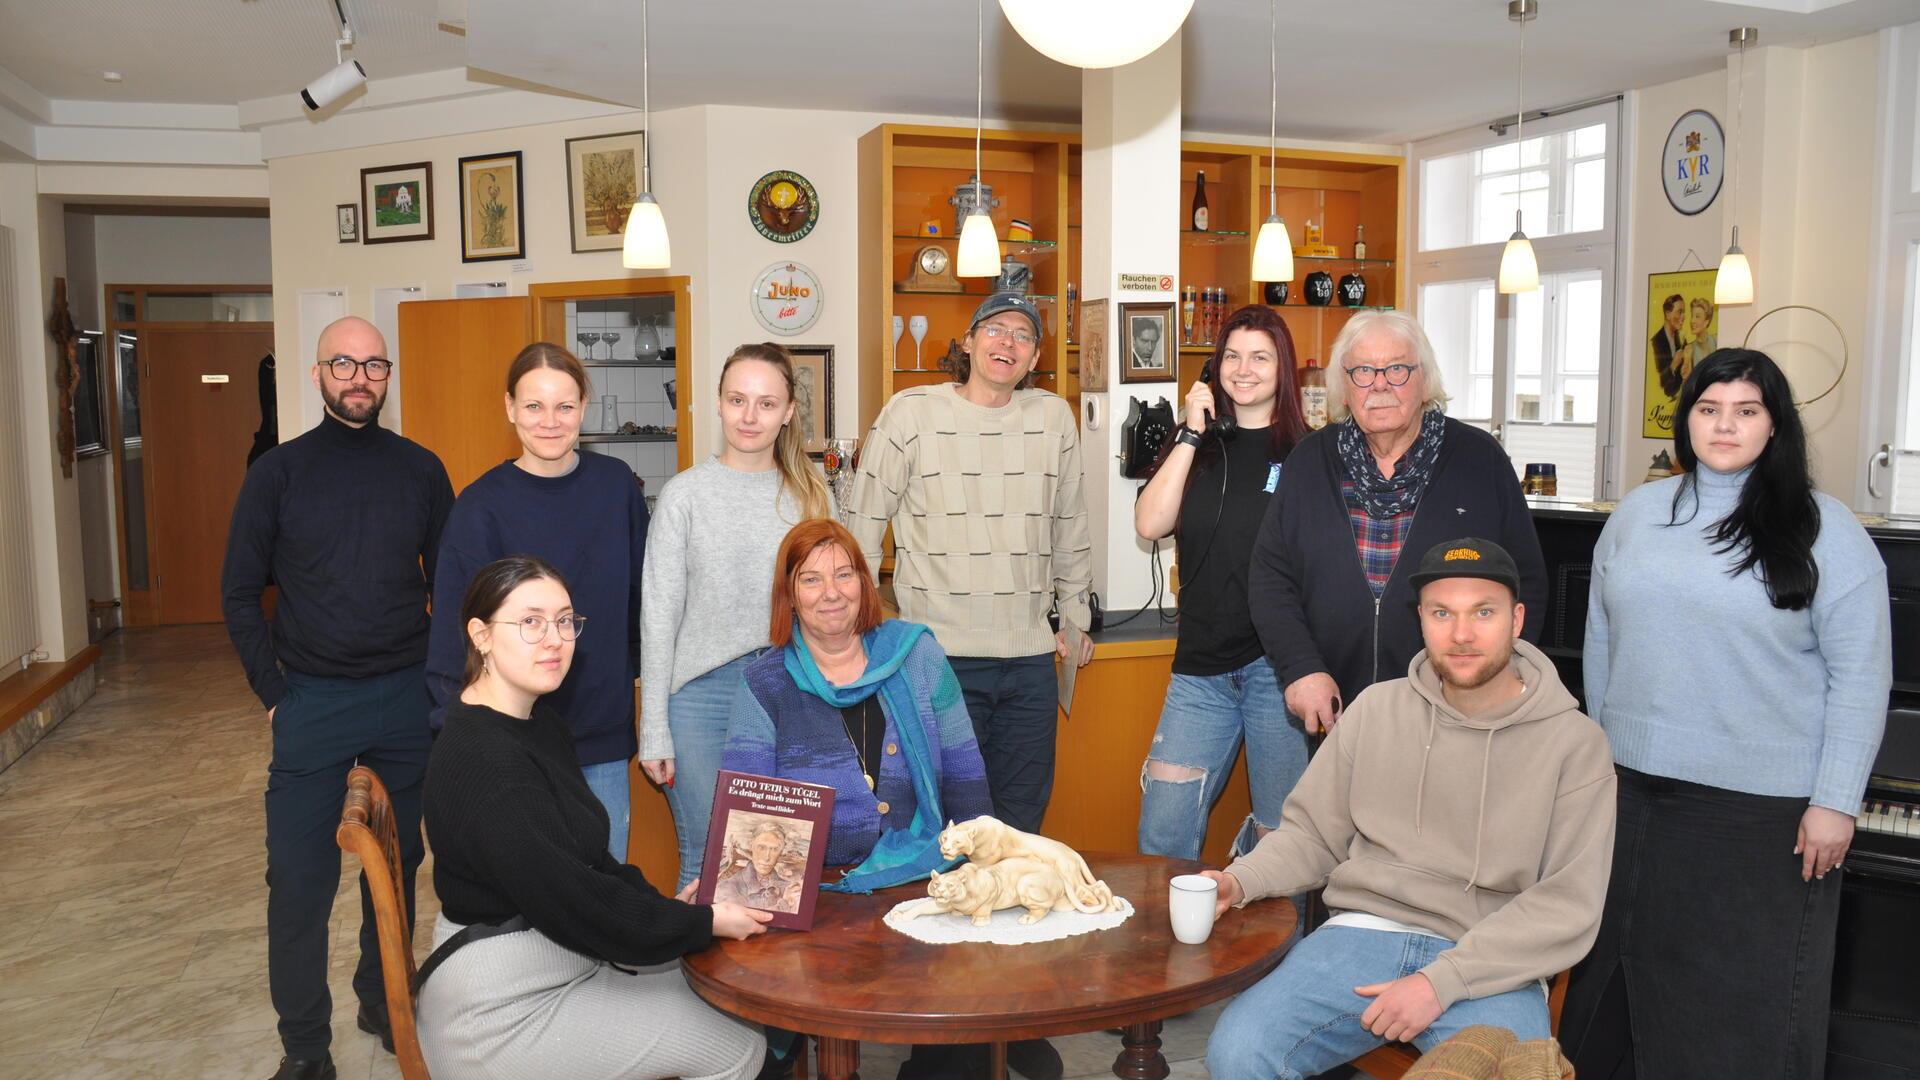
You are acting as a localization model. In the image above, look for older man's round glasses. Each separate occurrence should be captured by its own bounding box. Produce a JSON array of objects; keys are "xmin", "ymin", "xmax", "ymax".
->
[
  {"xmin": 1346, "ymin": 363, "xmax": 1416, "ymax": 389},
  {"xmin": 976, "ymin": 325, "xmax": 1039, "ymax": 348},
  {"xmin": 326, "ymin": 356, "xmax": 394, "ymax": 381},
  {"xmin": 489, "ymin": 613, "xmax": 587, "ymax": 644}
]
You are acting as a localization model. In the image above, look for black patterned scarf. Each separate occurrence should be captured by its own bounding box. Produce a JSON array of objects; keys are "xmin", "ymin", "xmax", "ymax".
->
[{"xmin": 1335, "ymin": 408, "xmax": 1447, "ymax": 519}]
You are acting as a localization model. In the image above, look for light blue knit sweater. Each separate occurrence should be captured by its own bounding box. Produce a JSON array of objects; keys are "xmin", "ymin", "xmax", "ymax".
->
[{"xmin": 1585, "ymin": 466, "xmax": 1891, "ymax": 813}]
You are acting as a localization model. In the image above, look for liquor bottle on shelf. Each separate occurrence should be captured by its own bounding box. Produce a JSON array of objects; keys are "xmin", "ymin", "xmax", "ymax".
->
[
  {"xmin": 1300, "ymin": 358, "xmax": 1329, "ymax": 430},
  {"xmin": 1065, "ymin": 282, "xmax": 1077, "ymax": 342},
  {"xmin": 1353, "ymin": 224, "xmax": 1368, "ymax": 261},
  {"xmin": 1191, "ymin": 171, "xmax": 1209, "ymax": 232},
  {"xmin": 1182, "ymin": 285, "xmax": 1198, "ymax": 345},
  {"xmin": 1305, "ymin": 219, "xmax": 1323, "ymax": 246}
]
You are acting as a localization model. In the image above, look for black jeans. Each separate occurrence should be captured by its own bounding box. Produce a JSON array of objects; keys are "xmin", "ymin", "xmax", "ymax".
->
[
  {"xmin": 1561, "ymin": 766, "xmax": 1843, "ymax": 1080},
  {"xmin": 265, "ymin": 664, "xmax": 432, "ymax": 1058},
  {"xmin": 948, "ymin": 654, "xmax": 1058, "ymax": 833}
]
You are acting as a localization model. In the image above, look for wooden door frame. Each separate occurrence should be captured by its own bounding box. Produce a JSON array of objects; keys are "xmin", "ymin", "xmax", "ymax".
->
[
  {"xmin": 528, "ymin": 276, "xmax": 694, "ymax": 469},
  {"xmin": 102, "ymin": 283, "xmax": 273, "ymax": 627}
]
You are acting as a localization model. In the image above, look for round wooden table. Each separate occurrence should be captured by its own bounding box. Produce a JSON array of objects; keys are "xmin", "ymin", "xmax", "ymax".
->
[{"xmin": 682, "ymin": 852, "xmax": 1298, "ymax": 1080}]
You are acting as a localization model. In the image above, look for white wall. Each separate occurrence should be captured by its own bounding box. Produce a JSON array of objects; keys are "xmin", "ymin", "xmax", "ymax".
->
[
  {"xmin": 1615, "ymin": 37, "xmax": 1880, "ymax": 499},
  {"xmin": 92, "ymin": 213, "xmax": 271, "ymax": 290}
]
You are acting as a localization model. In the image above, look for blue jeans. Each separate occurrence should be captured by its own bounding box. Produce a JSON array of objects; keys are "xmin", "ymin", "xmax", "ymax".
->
[
  {"xmin": 664, "ymin": 652, "xmax": 759, "ymax": 890},
  {"xmin": 579, "ymin": 758, "xmax": 631, "ymax": 863},
  {"xmin": 1207, "ymin": 925, "xmax": 1551, "ymax": 1080},
  {"xmin": 1138, "ymin": 659, "xmax": 1308, "ymax": 860}
]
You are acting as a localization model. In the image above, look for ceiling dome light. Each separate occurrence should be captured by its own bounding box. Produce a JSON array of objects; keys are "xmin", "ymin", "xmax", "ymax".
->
[{"xmin": 998, "ymin": 0, "xmax": 1195, "ymax": 69}]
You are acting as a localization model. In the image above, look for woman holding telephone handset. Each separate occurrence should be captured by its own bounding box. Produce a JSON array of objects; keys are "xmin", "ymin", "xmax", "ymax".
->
[{"xmin": 1134, "ymin": 304, "xmax": 1312, "ymax": 860}]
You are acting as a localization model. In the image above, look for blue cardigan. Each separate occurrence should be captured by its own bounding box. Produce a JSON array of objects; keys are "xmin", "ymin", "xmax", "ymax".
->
[
  {"xmin": 721, "ymin": 628, "xmax": 993, "ymax": 868},
  {"xmin": 427, "ymin": 452, "xmax": 648, "ymax": 765}
]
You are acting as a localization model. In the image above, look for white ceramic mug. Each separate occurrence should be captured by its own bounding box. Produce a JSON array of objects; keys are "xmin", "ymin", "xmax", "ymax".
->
[{"xmin": 1168, "ymin": 874, "xmax": 1218, "ymax": 944}]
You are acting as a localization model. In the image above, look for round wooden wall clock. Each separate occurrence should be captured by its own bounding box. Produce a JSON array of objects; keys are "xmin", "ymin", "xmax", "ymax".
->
[
  {"xmin": 748, "ymin": 170, "xmax": 820, "ymax": 242},
  {"xmin": 751, "ymin": 260, "xmax": 824, "ymax": 336}
]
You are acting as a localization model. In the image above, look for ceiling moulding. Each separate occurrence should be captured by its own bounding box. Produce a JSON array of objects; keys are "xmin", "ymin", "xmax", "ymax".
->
[
  {"xmin": 33, "ymin": 126, "xmax": 264, "ymax": 168},
  {"xmin": 49, "ymin": 101, "xmax": 243, "ymax": 131},
  {"xmin": 253, "ymin": 84, "xmax": 640, "ymax": 161},
  {"xmin": 0, "ymin": 65, "xmax": 52, "ymax": 125},
  {"xmin": 1703, "ymin": 0, "xmax": 1851, "ymax": 12},
  {"xmin": 36, "ymin": 164, "xmax": 269, "ymax": 203}
]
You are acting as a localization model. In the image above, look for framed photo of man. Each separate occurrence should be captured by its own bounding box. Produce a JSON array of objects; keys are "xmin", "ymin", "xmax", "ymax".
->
[
  {"xmin": 1119, "ymin": 301, "xmax": 1174, "ymax": 384},
  {"xmin": 1643, "ymin": 269, "xmax": 1720, "ymax": 439}
]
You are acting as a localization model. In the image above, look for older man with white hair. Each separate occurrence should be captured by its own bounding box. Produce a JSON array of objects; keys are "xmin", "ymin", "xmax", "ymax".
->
[
  {"xmin": 1248, "ymin": 310, "xmax": 1546, "ymax": 743},
  {"xmin": 222, "ymin": 315, "xmax": 454, "ymax": 1080}
]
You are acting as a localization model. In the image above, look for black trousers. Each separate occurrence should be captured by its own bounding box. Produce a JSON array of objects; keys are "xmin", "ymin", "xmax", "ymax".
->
[
  {"xmin": 1560, "ymin": 765, "xmax": 1843, "ymax": 1080},
  {"xmin": 949, "ymin": 654, "xmax": 1058, "ymax": 833},
  {"xmin": 265, "ymin": 664, "xmax": 432, "ymax": 1058}
]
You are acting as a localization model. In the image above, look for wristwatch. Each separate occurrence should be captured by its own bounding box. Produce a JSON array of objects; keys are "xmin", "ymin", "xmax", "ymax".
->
[{"xmin": 1175, "ymin": 426, "xmax": 1205, "ymax": 449}]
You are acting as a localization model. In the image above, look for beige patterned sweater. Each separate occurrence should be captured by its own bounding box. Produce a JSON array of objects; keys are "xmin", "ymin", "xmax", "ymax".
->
[{"xmin": 847, "ymin": 383, "xmax": 1092, "ymax": 659}]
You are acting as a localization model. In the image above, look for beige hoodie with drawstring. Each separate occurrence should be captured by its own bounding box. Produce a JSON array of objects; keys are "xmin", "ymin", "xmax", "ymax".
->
[{"xmin": 1224, "ymin": 639, "xmax": 1617, "ymax": 1010}]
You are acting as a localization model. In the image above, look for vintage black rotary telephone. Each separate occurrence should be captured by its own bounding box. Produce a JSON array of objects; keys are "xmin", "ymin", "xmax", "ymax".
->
[{"xmin": 1119, "ymin": 396, "xmax": 1174, "ymax": 479}]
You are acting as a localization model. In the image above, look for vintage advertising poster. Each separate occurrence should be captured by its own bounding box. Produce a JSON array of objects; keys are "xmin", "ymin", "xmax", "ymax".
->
[
  {"xmin": 696, "ymin": 771, "xmax": 836, "ymax": 931},
  {"xmin": 1643, "ymin": 268, "xmax": 1720, "ymax": 439}
]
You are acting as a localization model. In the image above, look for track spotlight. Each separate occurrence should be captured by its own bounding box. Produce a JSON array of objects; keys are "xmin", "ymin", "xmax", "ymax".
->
[{"xmin": 301, "ymin": 0, "xmax": 366, "ymax": 112}]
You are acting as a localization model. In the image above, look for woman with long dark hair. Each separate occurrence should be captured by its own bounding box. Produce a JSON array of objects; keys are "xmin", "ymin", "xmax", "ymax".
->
[
  {"xmin": 418, "ymin": 556, "xmax": 771, "ymax": 1080},
  {"xmin": 1134, "ymin": 304, "xmax": 1312, "ymax": 859},
  {"xmin": 1563, "ymin": 349, "xmax": 1891, "ymax": 1078}
]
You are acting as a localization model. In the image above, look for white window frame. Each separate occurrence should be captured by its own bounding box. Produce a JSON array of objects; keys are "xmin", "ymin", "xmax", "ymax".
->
[
  {"xmin": 1861, "ymin": 22, "xmax": 1920, "ymax": 515},
  {"xmin": 1408, "ymin": 100, "xmax": 1623, "ymax": 496}
]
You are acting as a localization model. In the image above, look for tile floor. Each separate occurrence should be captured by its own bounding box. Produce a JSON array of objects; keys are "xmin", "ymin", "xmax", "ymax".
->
[{"xmin": 0, "ymin": 628, "xmax": 1266, "ymax": 1080}]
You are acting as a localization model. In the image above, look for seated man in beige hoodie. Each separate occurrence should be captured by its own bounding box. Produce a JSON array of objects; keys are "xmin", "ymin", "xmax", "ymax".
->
[{"xmin": 1204, "ymin": 537, "xmax": 1615, "ymax": 1080}]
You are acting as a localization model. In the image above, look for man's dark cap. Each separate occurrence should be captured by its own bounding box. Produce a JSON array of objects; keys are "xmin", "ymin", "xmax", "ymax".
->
[{"xmin": 1407, "ymin": 537, "xmax": 1521, "ymax": 597}]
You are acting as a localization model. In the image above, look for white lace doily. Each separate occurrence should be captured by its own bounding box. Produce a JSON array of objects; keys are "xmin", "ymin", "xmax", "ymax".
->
[{"xmin": 882, "ymin": 896, "xmax": 1134, "ymax": 945}]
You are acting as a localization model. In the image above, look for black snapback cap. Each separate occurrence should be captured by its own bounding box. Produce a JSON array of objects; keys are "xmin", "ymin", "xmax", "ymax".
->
[{"xmin": 1407, "ymin": 537, "xmax": 1521, "ymax": 596}]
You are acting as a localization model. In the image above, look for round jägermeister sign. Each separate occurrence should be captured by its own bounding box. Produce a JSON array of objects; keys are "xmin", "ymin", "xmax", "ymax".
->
[{"xmin": 748, "ymin": 170, "xmax": 820, "ymax": 243}]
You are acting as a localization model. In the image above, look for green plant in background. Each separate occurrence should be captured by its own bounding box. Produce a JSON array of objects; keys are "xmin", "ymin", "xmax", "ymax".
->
[
  {"xmin": 477, "ymin": 171, "xmax": 509, "ymax": 248},
  {"xmin": 581, "ymin": 150, "xmax": 636, "ymax": 236}
]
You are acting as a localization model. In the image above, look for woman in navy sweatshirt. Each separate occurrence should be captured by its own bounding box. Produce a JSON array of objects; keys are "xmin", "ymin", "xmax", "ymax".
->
[{"xmin": 428, "ymin": 343, "xmax": 648, "ymax": 859}]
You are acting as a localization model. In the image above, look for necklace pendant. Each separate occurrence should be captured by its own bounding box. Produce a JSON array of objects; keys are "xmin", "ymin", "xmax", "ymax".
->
[{"xmin": 864, "ymin": 772, "xmax": 876, "ymax": 791}]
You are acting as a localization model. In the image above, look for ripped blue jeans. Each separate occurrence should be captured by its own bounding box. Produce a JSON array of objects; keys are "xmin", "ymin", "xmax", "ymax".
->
[{"xmin": 1137, "ymin": 658, "xmax": 1308, "ymax": 860}]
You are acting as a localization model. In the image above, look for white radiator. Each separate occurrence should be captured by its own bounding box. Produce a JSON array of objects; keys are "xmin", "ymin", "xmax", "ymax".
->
[{"xmin": 0, "ymin": 226, "xmax": 42, "ymax": 669}]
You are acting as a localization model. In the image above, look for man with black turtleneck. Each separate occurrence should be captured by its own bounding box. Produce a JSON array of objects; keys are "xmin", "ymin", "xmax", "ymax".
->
[{"xmin": 221, "ymin": 315, "xmax": 453, "ymax": 1080}]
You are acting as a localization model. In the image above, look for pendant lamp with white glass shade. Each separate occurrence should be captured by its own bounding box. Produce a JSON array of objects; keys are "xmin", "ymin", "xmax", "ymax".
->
[
  {"xmin": 957, "ymin": 0, "xmax": 1002, "ymax": 278},
  {"xmin": 1497, "ymin": 0, "xmax": 1539, "ymax": 295},
  {"xmin": 622, "ymin": 0, "xmax": 671, "ymax": 269},
  {"xmin": 999, "ymin": 0, "xmax": 1194, "ymax": 70},
  {"xmin": 1715, "ymin": 28, "xmax": 1757, "ymax": 306},
  {"xmin": 1250, "ymin": 0, "xmax": 1295, "ymax": 284}
]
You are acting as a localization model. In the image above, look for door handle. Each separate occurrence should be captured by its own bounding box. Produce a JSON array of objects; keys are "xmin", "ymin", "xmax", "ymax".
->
[{"xmin": 1867, "ymin": 443, "xmax": 1891, "ymax": 501}]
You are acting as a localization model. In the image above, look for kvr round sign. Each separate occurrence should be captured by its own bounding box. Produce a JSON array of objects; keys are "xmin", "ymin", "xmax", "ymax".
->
[{"xmin": 1662, "ymin": 109, "xmax": 1725, "ymax": 216}]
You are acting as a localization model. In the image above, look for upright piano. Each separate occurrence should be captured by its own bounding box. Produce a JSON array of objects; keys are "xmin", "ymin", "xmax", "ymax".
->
[{"xmin": 1529, "ymin": 501, "xmax": 1920, "ymax": 1080}]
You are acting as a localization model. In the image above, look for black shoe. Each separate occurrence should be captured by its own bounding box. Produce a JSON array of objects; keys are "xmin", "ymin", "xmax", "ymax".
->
[
  {"xmin": 268, "ymin": 1055, "xmax": 336, "ymax": 1080},
  {"xmin": 1007, "ymin": 1038, "xmax": 1063, "ymax": 1080},
  {"xmin": 356, "ymin": 1000, "xmax": 395, "ymax": 1054}
]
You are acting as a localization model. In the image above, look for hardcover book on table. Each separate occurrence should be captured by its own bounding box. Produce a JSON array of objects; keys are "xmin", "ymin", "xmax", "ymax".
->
[{"xmin": 695, "ymin": 770, "xmax": 836, "ymax": 930}]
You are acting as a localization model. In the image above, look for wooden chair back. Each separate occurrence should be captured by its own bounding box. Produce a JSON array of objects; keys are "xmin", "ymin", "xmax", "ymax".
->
[
  {"xmin": 336, "ymin": 764, "xmax": 431, "ymax": 1080},
  {"xmin": 1351, "ymin": 968, "xmax": 1570, "ymax": 1079}
]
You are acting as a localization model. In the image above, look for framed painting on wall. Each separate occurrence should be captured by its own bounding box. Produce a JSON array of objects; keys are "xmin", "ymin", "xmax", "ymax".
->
[
  {"xmin": 1077, "ymin": 297, "xmax": 1108, "ymax": 392},
  {"xmin": 786, "ymin": 344, "xmax": 834, "ymax": 456},
  {"xmin": 458, "ymin": 151, "xmax": 526, "ymax": 262},
  {"xmin": 1643, "ymin": 268, "xmax": 1720, "ymax": 439},
  {"xmin": 566, "ymin": 130, "xmax": 645, "ymax": 253},
  {"xmin": 335, "ymin": 203, "xmax": 358, "ymax": 243},
  {"xmin": 360, "ymin": 161, "xmax": 434, "ymax": 244}
]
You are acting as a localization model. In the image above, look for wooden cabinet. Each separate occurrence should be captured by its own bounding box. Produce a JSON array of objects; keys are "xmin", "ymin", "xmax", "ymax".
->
[
  {"xmin": 858, "ymin": 125, "xmax": 1076, "ymax": 436},
  {"xmin": 397, "ymin": 277, "xmax": 694, "ymax": 496},
  {"xmin": 529, "ymin": 277, "xmax": 695, "ymax": 477},
  {"xmin": 396, "ymin": 295, "xmax": 529, "ymax": 493}
]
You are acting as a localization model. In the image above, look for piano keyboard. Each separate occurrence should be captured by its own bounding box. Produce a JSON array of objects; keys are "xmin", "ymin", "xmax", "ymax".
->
[{"xmin": 1856, "ymin": 799, "xmax": 1920, "ymax": 837}]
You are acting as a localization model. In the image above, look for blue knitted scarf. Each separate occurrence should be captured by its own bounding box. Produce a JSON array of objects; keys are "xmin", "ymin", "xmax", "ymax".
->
[{"xmin": 783, "ymin": 620, "xmax": 961, "ymax": 893}]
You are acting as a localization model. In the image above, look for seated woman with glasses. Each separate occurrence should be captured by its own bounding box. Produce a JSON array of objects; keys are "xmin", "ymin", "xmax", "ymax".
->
[
  {"xmin": 418, "ymin": 554, "xmax": 773, "ymax": 1080},
  {"xmin": 427, "ymin": 342, "xmax": 649, "ymax": 860},
  {"xmin": 1248, "ymin": 310, "xmax": 1546, "ymax": 736}
]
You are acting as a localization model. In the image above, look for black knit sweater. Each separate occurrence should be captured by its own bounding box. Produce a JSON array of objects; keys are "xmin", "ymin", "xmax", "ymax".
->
[{"xmin": 424, "ymin": 700, "xmax": 713, "ymax": 965}]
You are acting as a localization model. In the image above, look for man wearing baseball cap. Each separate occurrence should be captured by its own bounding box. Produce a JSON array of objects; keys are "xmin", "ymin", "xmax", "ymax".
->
[
  {"xmin": 848, "ymin": 292, "xmax": 1091, "ymax": 1080},
  {"xmin": 1204, "ymin": 537, "xmax": 1616, "ymax": 1077}
]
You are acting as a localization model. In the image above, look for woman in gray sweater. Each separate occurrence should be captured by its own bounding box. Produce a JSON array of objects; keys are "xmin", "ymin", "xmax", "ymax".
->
[
  {"xmin": 1563, "ymin": 349, "xmax": 1891, "ymax": 1079},
  {"xmin": 640, "ymin": 343, "xmax": 831, "ymax": 889}
]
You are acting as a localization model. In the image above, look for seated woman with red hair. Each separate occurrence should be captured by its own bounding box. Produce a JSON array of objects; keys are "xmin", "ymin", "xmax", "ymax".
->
[{"xmin": 720, "ymin": 518, "xmax": 991, "ymax": 893}]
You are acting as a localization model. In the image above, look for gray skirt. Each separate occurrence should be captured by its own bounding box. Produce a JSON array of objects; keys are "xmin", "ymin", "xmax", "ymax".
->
[{"xmin": 415, "ymin": 912, "xmax": 765, "ymax": 1080}]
